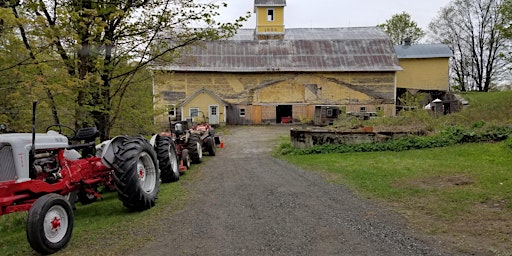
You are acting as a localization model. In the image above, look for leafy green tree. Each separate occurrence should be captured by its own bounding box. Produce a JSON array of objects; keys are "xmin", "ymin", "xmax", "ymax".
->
[
  {"xmin": 378, "ymin": 12, "xmax": 425, "ymax": 45},
  {"xmin": 2, "ymin": 0, "xmax": 249, "ymax": 140}
]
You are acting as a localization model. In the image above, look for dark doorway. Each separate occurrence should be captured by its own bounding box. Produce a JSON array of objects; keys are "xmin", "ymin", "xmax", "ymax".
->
[{"xmin": 276, "ymin": 105, "xmax": 292, "ymax": 123}]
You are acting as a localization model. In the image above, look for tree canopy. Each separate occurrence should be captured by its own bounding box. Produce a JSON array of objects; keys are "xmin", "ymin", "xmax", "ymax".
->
[
  {"xmin": 378, "ymin": 12, "xmax": 425, "ymax": 45},
  {"xmin": 0, "ymin": 0, "xmax": 249, "ymax": 139}
]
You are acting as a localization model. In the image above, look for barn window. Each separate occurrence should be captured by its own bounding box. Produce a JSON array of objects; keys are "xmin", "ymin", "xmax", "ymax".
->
[
  {"xmin": 267, "ymin": 9, "xmax": 274, "ymax": 21},
  {"xmin": 360, "ymin": 106, "xmax": 367, "ymax": 113},
  {"xmin": 189, "ymin": 108, "xmax": 199, "ymax": 117},
  {"xmin": 239, "ymin": 108, "xmax": 246, "ymax": 117},
  {"xmin": 167, "ymin": 104, "xmax": 176, "ymax": 117}
]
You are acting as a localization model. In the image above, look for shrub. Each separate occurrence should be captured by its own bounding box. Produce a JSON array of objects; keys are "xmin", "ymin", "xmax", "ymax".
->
[{"xmin": 282, "ymin": 125, "xmax": 511, "ymax": 155}]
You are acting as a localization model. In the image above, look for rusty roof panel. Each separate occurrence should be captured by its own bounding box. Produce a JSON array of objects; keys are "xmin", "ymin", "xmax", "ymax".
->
[
  {"xmin": 154, "ymin": 27, "xmax": 402, "ymax": 72},
  {"xmin": 254, "ymin": 0, "xmax": 286, "ymax": 6}
]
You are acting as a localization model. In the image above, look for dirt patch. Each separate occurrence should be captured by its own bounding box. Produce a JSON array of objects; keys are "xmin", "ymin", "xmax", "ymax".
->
[
  {"xmin": 391, "ymin": 175, "xmax": 512, "ymax": 256},
  {"xmin": 393, "ymin": 174, "xmax": 475, "ymax": 190}
]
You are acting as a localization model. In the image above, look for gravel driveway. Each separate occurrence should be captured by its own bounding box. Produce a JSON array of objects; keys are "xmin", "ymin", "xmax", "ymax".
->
[{"xmin": 129, "ymin": 125, "xmax": 449, "ymax": 256}]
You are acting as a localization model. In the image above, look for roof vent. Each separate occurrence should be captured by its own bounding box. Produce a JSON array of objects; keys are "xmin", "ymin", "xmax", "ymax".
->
[{"xmin": 404, "ymin": 37, "xmax": 412, "ymax": 46}]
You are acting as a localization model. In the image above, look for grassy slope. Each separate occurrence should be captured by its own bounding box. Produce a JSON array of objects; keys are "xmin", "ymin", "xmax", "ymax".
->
[{"xmin": 278, "ymin": 91, "xmax": 512, "ymax": 255}]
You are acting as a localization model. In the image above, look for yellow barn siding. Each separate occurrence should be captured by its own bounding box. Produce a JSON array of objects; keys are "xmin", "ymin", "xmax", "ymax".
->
[
  {"xmin": 256, "ymin": 7, "xmax": 285, "ymax": 34},
  {"xmin": 396, "ymin": 58, "xmax": 449, "ymax": 91},
  {"xmin": 153, "ymin": 71, "xmax": 397, "ymax": 125}
]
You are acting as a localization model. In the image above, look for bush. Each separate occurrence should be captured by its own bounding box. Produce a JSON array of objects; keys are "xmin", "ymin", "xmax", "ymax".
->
[{"xmin": 282, "ymin": 125, "xmax": 512, "ymax": 155}]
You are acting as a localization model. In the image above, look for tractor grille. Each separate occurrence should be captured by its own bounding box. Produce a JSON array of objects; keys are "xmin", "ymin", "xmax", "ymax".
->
[{"xmin": 0, "ymin": 144, "xmax": 17, "ymax": 182}]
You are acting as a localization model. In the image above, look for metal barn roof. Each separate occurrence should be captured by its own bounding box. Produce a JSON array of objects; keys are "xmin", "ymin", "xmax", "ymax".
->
[
  {"xmin": 154, "ymin": 27, "xmax": 402, "ymax": 73},
  {"xmin": 394, "ymin": 44, "xmax": 453, "ymax": 59},
  {"xmin": 254, "ymin": 0, "xmax": 286, "ymax": 7}
]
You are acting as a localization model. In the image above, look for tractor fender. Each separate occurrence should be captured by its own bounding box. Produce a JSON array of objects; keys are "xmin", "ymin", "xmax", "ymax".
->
[
  {"xmin": 96, "ymin": 135, "xmax": 128, "ymax": 169},
  {"xmin": 149, "ymin": 134, "xmax": 158, "ymax": 147}
]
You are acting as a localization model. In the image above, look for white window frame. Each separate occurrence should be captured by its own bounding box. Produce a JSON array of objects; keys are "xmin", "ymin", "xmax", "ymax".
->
[
  {"xmin": 267, "ymin": 8, "xmax": 275, "ymax": 21},
  {"xmin": 239, "ymin": 108, "xmax": 246, "ymax": 117},
  {"xmin": 189, "ymin": 107, "xmax": 199, "ymax": 117},
  {"xmin": 167, "ymin": 104, "xmax": 176, "ymax": 117}
]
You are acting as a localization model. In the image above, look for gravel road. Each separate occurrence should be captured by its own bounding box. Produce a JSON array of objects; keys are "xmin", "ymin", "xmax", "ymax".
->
[{"xmin": 129, "ymin": 125, "xmax": 449, "ymax": 256}]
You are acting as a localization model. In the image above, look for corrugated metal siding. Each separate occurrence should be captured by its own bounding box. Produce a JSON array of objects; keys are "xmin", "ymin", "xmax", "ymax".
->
[{"xmin": 155, "ymin": 27, "xmax": 401, "ymax": 73}]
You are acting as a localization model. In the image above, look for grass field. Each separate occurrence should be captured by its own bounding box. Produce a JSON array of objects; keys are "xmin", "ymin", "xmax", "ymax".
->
[{"xmin": 276, "ymin": 91, "xmax": 512, "ymax": 255}]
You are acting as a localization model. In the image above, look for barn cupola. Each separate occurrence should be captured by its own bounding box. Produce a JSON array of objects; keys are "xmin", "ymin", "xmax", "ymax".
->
[{"xmin": 254, "ymin": 0, "xmax": 286, "ymax": 40}]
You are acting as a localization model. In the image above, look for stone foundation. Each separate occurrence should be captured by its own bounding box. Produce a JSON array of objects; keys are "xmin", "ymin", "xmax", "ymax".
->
[{"xmin": 290, "ymin": 128, "xmax": 425, "ymax": 149}]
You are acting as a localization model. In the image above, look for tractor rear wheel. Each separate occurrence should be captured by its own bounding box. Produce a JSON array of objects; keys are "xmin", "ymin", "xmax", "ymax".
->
[
  {"xmin": 187, "ymin": 134, "xmax": 203, "ymax": 164},
  {"xmin": 112, "ymin": 137, "xmax": 160, "ymax": 211},
  {"xmin": 27, "ymin": 193, "xmax": 74, "ymax": 255},
  {"xmin": 155, "ymin": 135, "xmax": 180, "ymax": 183},
  {"xmin": 205, "ymin": 136, "xmax": 216, "ymax": 156}
]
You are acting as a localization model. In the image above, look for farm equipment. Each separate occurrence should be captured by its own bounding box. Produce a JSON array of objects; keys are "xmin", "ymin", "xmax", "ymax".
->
[
  {"xmin": 150, "ymin": 133, "xmax": 181, "ymax": 182},
  {"xmin": 0, "ymin": 102, "xmax": 160, "ymax": 254}
]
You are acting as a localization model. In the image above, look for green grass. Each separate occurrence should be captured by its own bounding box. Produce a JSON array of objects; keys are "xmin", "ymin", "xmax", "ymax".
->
[
  {"xmin": 0, "ymin": 169, "xmax": 194, "ymax": 256},
  {"xmin": 280, "ymin": 142, "xmax": 512, "ymax": 217},
  {"xmin": 277, "ymin": 91, "xmax": 512, "ymax": 254}
]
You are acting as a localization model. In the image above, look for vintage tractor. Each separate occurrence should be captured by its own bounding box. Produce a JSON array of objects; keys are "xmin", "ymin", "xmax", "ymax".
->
[
  {"xmin": 0, "ymin": 102, "xmax": 160, "ymax": 254},
  {"xmin": 149, "ymin": 133, "xmax": 181, "ymax": 182}
]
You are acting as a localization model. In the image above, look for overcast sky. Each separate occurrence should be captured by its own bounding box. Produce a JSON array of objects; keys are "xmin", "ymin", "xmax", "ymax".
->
[{"xmin": 216, "ymin": 0, "xmax": 451, "ymax": 31}]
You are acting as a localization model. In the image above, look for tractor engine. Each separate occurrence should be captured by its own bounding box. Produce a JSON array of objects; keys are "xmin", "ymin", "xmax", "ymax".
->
[{"xmin": 32, "ymin": 150, "xmax": 62, "ymax": 183}]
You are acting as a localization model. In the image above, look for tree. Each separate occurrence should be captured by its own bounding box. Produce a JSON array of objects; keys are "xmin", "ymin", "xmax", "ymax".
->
[
  {"xmin": 378, "ymin": 12, "xmax": 425, "ymax": 45},
  {"xmin": 3, "ymin": 0, "xmax": 249, "ymax": 140},
  {"xmin": 429, "ymin": 0, "xmax": 508, "ymax": 92}
]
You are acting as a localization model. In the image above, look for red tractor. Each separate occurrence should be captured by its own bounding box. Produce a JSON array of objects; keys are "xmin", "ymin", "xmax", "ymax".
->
[{"xmin": 0, "ymin": 102, "xmax": 161, "ymax": 254}]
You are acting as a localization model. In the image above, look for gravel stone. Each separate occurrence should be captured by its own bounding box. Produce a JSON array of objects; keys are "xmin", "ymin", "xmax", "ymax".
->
[{"xmin": 128, "ymin": 126, "xmax": 450, "ymax": 256}]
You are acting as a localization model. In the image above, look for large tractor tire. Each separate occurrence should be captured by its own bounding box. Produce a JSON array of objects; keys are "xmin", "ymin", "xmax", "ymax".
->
[
  {"xmin": 112, "ymin": 137, "xmax": 160, "ymax": 211},
  {"xmin": 205, "ymin": 136, "xmax": 216, "ymax": 156},
  {"xmin": 26, "ymin": 193, "xmax": 74, "ymax": 255},
  {"xmin": 187, "ymin": 134, "xmax": 203, "ymax": 164},
  {"xmin": 155, "ymin": 135, "xmax": 180, "ymax": 183}
]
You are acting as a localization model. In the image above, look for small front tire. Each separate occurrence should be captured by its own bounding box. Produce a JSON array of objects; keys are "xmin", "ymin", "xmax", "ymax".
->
[{"xmin": 27, "ymin": 194, "xmax": 74, "ymax": 255}]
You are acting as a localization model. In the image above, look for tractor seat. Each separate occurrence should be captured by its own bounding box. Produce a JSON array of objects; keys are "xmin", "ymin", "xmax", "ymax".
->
[{"xmin": 72, "ymin": 127, "xmax": 99, "ymax": 142}]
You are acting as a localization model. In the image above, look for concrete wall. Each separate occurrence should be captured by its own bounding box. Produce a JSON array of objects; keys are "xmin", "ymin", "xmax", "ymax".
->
[{"xmin": 290, "ymin": 128, "xmax": 425, "ymax": 149}]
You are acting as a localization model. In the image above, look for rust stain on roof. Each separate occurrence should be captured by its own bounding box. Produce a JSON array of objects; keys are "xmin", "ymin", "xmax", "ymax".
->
[{"xmin": 153, "ymin": 27, "xmax": 402, "ymax": 73}]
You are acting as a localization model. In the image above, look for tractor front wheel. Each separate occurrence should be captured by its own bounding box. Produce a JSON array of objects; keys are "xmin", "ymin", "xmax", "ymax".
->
[
  {"xmin": 112, "ymin": 137, "xmax": 160, "ymax": 211},
  {"xmin": 188, "ymin": 135, "xmax": 203, "ymax": 164},
  {"xmin": 205, "ymin": 136, "xmax": 216, "ymax": 156},
  {"xmin": 181, "ymin": 149, "xmax": 191, "ymax": 170},
  {"xmin": 26, "ymin": 193, "xmax": 74, "ymax": 255}
]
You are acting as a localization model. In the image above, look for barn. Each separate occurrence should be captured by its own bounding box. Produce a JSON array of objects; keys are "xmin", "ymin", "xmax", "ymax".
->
[{"xmin": 151, "ymin": 0, "xmax": 451, "ymax": 127}]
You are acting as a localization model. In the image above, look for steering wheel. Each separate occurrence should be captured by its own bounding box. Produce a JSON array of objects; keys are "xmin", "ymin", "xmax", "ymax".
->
[{"xmin": 46, "ymin": 124, "xmax": 77, "ymax": 140}]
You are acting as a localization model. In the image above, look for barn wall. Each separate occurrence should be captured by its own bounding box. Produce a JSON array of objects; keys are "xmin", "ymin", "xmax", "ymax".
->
[
  {"xmin": 153, "ymin": 71, "xmax": 397, "ymax": 124},
  {"xmin": 396, "ymin": 58, "xmax": 450, "ymax": 91}
]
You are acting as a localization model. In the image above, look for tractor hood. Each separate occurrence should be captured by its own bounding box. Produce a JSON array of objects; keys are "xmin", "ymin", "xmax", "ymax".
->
[{"xmin": 0, "ymin": 132, "xmax": 69, "ymax": 150}]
